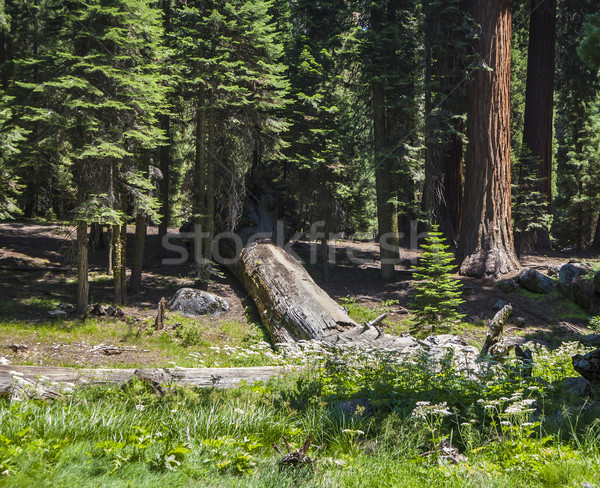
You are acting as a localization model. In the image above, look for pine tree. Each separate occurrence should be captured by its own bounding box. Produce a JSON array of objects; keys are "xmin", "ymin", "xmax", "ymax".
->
[
  {"xmin": 410, "ymin": 225, "xmax": 464, "ymax": 335},
  {"xmin": 173, "ymin": 0, "xmax": 289, "ymax": 262},
  {"xmin": 0, "ymin": 1, "xmax": 27, "ymax": 219},
  {"xmin": 20, "ymin": 0, "xmax": 169, "ymax": 309}
]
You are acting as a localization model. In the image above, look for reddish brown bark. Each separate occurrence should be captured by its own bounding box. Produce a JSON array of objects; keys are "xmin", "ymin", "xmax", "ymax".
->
[{"xmin": 457, "ymin": 0, "xmax": 520, "ymax": 277}]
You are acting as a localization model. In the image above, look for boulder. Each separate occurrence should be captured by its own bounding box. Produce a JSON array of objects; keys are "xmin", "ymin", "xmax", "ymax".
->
[
  {"xmin": 581, "ymin": 334, "xmax": 600, "ymax": 348},
  {"xmin": 518, "ymin": 268, "xmax": 555, "ymax": 294},
  {"xmin": 572, "ymin": 348, "xmax": 600, "ymax": 399},
  {"xmin": 168, "ymin": 288, "xmax": 229, "ymax": 317},
  {"xmin": 497, "ymin": 279, "xmax": 518, "ymax": 293},
  {"xmin": 571, "ymin": 277, "xmax": 595, "ymax": 312},
  {"xmin": 559, "ymin": 263, "xmax": 590, "ymax": 296}
]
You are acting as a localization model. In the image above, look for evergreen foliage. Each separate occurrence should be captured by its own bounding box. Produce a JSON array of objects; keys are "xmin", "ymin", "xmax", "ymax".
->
[
  {"xmin": 553, "ymin": 0, "xmax": 600, "ymax": 250},
  {"xmin": 410, "ymin": 224, "xmax": 464, "ymax": 335}
]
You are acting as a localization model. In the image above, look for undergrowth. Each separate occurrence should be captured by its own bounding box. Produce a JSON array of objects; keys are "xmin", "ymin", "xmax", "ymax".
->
[{"xmin": 1, "ymin": 342, "xmax": 598, "ymax": 487}]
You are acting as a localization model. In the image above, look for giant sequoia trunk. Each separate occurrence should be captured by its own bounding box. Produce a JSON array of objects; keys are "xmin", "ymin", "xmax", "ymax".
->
[{"xmin": 457, "ymin": 0, "xmax": 519, "ymax": 278}]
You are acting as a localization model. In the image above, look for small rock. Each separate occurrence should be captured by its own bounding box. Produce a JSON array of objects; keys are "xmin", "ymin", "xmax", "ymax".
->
[
  {"xmin": 0, "ymin": 357, "xmax": 9, "ymax": 365},
  {"xmin": 337, "ymin": 398, "xmax": 374, "ymax": 418},
  {"xmin": 462, "ymin": 286, "xmax": 475, "ymax": 296},
  {"xmin": 492, "ymin": 299, "xmax": 505, "ymax": 311},
  {"xmin": 497, "ymin": 279, "xmax": 518, "ymax": 293},
  {"xmin": 57, "ymin": 303, "xmax": 75, "ymax": 311},
  {"xmin": 559, "ymin": 377, "xmax": 591, "ymax": 398},
  {"xmin": 7, "ymin": 344, "xmax": 28, "ymax": 353},
  {"xmin": 105, "ymin": 305, "xmax": 124, "ymax": 318},
  {"xmin": 518, "ymin": 267, "xmax": 555, "ymax": 294},
  {"xmin": 48, "ymin": 310, "xmax": 67, "ymax": 318},
  {"xmin": 547, "ymin": 265, "xmax": 562, "ymax": 277},
  {"xmin": 88, "ymin": 304, "xmax": 106, "ymax": 316},
  {"xmin": 516, "ymin": 317, "xmax": 526, "ymax": 327}
]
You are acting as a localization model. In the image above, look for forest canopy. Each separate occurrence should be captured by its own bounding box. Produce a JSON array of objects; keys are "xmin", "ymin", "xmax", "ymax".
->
[{"xmin": 1, "ymin": 0, "xmax": 600, "ymax": 307}]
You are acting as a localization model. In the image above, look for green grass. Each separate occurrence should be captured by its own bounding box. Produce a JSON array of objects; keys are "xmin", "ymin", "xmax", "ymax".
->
[
  {"xmin": 1, "ymin": 345, "xmax": 599, "ymax": 487},
  {"xmin": 517, "ymin": 287, "xmax": 590, "ymax": 321}
]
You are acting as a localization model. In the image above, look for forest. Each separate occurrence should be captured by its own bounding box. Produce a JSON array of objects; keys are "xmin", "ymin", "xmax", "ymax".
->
[{"xmin": 1, "ymin": 0, "xmax": 600, "ymax": 486}]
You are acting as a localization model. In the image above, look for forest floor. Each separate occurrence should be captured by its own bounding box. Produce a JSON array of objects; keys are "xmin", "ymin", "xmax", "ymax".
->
[{"xmin": 0, "ymin": 221, "xmax": 598, "ymax": 368}]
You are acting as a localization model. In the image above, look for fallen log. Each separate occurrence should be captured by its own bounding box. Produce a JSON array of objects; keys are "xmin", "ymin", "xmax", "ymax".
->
[
  {"xmin": 229, "ymin": 241, "xmax": 421, "ymax": 350},
  {"xmin": 0, "ymin": 365, "xmax": 289, "ymax": 396}
]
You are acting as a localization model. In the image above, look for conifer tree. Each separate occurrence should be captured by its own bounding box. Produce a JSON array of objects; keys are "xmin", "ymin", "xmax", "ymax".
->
[
  {"xmin": 410, "ymin": 225, "xmax": 464, "ymax": 335},
  {"xmin": 173, "ymin": 0, "xmax": 288, "ymax": 261},
  {"xmin": 0, "ymin": 1, "xmax": 27, "ymax": 219},
  {"xmin": 553, "ymin": 0, "xmax": 599, "ymax": 251},
  {"xmin": 21, "ymin": 0, "xmax": 168, "ymax": 308}
]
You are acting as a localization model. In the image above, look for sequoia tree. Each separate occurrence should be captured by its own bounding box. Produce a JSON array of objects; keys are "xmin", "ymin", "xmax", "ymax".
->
[{"xmin": 457, "ymin": 0, "xmax": 519, "ymax": 277}]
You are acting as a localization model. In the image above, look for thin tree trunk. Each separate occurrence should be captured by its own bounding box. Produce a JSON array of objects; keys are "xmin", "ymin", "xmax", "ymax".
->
[
  {"xmin": 76, "ymin": 221, "xmax": 89, "ymax": 315},
  {"xmin": 373, "ymin": 79, "xmax": 398, "ymax": 281},
  {"xmin": 130, "ymin": 212, "xmax": 146, "ymax": 294},
  {"xmin": 157, "ymin": 114, "xmax": 171, "ymax": 259},
  {"xmin": 423, "ymin": 0, "xmax": 465, "ymax": 245},
  {"xmin": 193, "ymin": 104, "xmax": 207, "ymax": 262},
  {"xmin": 593, "ymin": 213, "xmax": 600, "ymax": 250},
  {"xmin": 112, "ymin": 223, "xmax": 123, "ymax": 305},
  {"xmin": 205, "ymin": 108, "xmax": 216, "ymax": 260},
  {"xmin": 457, "ymin": 0, "xmax": 520, "ymax": 278},
  {"xmin": 120, "ymin": 195, "xmax": 127, "ymax": 302},
  {"xmin": 521, "ymin": 0, "xmax": 556, "ymax": 250}
]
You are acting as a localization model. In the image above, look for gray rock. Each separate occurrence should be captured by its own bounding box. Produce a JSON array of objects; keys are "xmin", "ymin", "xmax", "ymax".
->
[
  {"xmin": 581, "ymin": 334, "xmax": 600, "ymax": 348},
  {"xmin": 492, "ymin": 299, "xmax": 506, "ymax": 311},
  {"xmin": 572, "ymin": 348, "xmax": 600, "ymax": 399},
  {"xmin": 516, "ymin": 317, "xmax": 527, "ymax": 327},
  {"xmin": 571, "ymin": 277, "xmax": 595, "ymax": 312},
  {"xmin": 497, "ymin": 279, "xmax": 518, "ymax": 293},
  {"xmin": 558, "ymin": 377, "xmax": 591, "ymax": 398},
  {"xmin": 559, "ymin": 263, "xmax": 590, "ymax": 296},
  {"xmin": 547, "ymin": 265, "xmax": 562, "ymax": 277},
  {"xmin": 518, "ymin": 267, "xmax": 555, "ymax": 294},
  {"xmin": 168, "ymin": 288, "xmax": 229, "ymax": 316},
  {"xmin": 462, "ymin": 286, "xmax": 475, "ymax": 296}
]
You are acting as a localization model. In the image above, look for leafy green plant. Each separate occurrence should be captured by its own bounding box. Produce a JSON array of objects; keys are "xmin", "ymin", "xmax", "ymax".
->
[
  {"xmin": 589, "ymin": 315, "xmax": 600, "ymax": 332},
  {"xmin": 409, "ymin": 225, "xmax": 464, "ymax": 335}
]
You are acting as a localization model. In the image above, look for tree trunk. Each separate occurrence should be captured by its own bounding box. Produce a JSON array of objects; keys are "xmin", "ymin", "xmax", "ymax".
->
[
  {"xmin": 0, "ymin": 365, "xmax": 289, "ymax": 392},
  {"xmin": 76, "ymin": 221, "xmax": 89, "ymax": 315},
  {"xmin": 206, "ymin": 108, "xmax": 217, "ymax": 260},
  {"xmin": 423, "ymin": 0, "xmax": 465, "ymax": 245},
  {"xmin": 520, "ymin": 0, "xmax": 556, "ymax": 250},
  {"xmin": 374, "ymin": 79, "xmax": 398, "ymax": 281},
  {"xmin": 112, "ymin": 223, "xmax": 123, "ymax": 305},
  {"xmin": 593, "ymin": 213, "xmax": 600, "ymax": 250},
  {"xmin": 157, "ymin": 113, "xmax": 171, "ymax": 259},
  {"xmin": 130, "ymin": 212, "xmax": 146, "ymax": 294},
  {"xmin": 229, "ymin": 241, "xmax": 427, "ymax": 350},
  {"xmin": 193, "ymin": 103, "xmax": 207, "ymax": 263},
  {"xmin": 457, "ymin": 0, "xmax": 519, "ymax": 278}
]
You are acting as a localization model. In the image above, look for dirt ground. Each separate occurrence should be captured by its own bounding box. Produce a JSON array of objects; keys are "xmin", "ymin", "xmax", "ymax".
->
[{"xmin": 0, "ymin": 222, "xmax": 597, "ymax": 367}]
